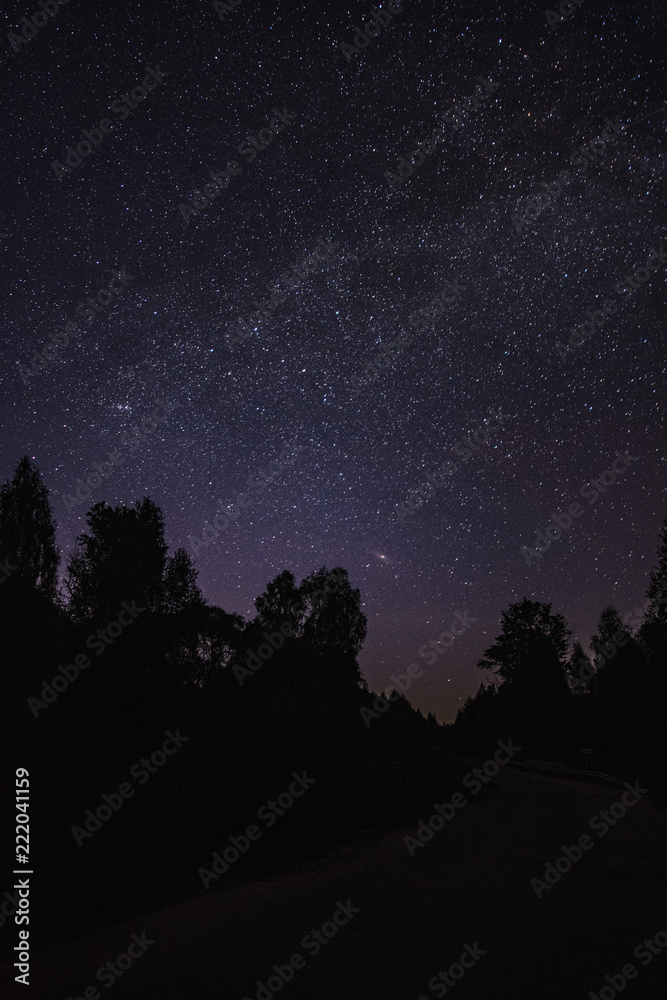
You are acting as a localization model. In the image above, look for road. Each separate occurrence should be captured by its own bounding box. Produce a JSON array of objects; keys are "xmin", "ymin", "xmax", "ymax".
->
[{"xmin": 18, "ymin": 764, "xmax": 667, "ymax": 999}]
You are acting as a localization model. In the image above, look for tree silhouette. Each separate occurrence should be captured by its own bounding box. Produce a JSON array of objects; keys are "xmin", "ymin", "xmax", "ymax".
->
[
  {"xmin": 253, "ymin": 566, "xmax": 368, "ymax": 657},
  {"xmin": 478, "ymin": 597, "xmax": 571, "ymax": 684},
  {"xmin": 638, "ymin": 521, "xmax": 667, "ymax": 664},
  {"xmin": 590, "ymin": 606, "xmax": 626, "ymax": 669},
  {"xmin": 300, "ymin": 566, "xmax": 367, "ymax": 657},
  {"xmin": 0, "ymin": 456, "xmax": 59, "ymax": 599},
  {"xmin": 162, "ymin": 547, "xmax": 205, "ymax": 614},
  {"xmin": 566, "ymin": 640, "xmax": 596, "ymax": 695},
  {"xmin": 592, "ymin": 605, "xmax": 652, "ymax": 701},
  {"xmin": 254, "ymin": 569, "xmax": 301, "ymax": 632},
  {"xmin": 643, "ymin": 520, "xmax": 667, "ymax": 626},
  {"xmin": 190, "ymin": 605, "xmax": 246, "ymax": 687},
  {"xmin": 477, "ymin": 598, "xmax": 573, "ymax": 754},
  {"xmin": 5, "ymin": 443, "xmax": 667, "ymax": 932},
  {"xmin": 65, "ymin": 497, "xmax": 168, "ymax": 621}
]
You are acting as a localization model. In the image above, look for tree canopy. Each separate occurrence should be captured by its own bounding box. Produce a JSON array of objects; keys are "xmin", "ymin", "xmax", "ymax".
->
[
  {"xmin": 0, "ymin": 455, "xmax": 59, "ymax": 599},
  {"xmin": 254, "ymin": 565, "xmax": 367, "ymax": 657},
  {"xmin": 65, "ymin": 497, "xmax": 170, "ymax": 620},
  {"xmin": 478, "ymin": 597, "xmax": 572, "ymax": 684}
]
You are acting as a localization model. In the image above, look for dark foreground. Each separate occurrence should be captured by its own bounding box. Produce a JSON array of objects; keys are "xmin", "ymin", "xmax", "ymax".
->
[{"xmin": 10, "ymin": 765, "xmax": 667, "ymax": 1000}]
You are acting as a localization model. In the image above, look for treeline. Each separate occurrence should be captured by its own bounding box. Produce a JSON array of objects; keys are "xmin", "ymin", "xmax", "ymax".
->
[
  {"xmin": 4, "ymin": 453, "xmax": 664, "ymax": 928},
  {"xmin": 0, "ymin": 457, "xmax": 443, "ymax": 927},
  {"xmin": 448, "ymin": 530, "xmax": 667, "ymax": 792}
]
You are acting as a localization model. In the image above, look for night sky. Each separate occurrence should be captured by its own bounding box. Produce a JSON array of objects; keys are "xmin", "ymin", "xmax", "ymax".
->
[{"xmin": 1, "ymin": 0, "xmax": 665, "ymax": 722}]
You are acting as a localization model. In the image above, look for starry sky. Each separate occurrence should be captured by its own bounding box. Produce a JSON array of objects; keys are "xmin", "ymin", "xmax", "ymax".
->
[{"xmin": 1, "ymin": 0, "xmax": 665, "ymax": 722}]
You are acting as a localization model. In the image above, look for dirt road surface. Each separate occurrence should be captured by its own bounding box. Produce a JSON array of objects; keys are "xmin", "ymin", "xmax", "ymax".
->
[{"xmin": 14, "ymin": 765, "xmax": 667, "ymax": 1000}]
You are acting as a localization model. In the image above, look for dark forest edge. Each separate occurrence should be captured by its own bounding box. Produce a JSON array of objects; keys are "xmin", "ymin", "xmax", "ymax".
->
[{"xmin": 1, "ymin": 456, "xmax": 666, "ymax": 935}]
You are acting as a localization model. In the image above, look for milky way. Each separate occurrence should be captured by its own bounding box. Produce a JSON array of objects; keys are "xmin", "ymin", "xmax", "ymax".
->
[{"xmin": 1, "ymin": 0, "xmax": 665, "ymax": 720}]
